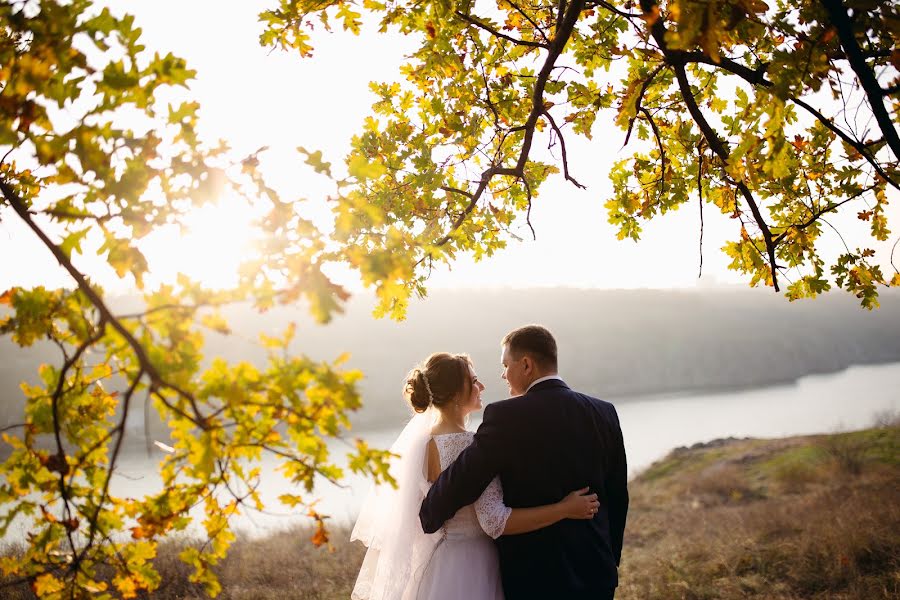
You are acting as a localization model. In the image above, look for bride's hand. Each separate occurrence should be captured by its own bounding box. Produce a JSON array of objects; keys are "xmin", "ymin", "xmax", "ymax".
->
[{"xmin": 558, "ymin": 487, "xmax": 600, "ymax": 520}]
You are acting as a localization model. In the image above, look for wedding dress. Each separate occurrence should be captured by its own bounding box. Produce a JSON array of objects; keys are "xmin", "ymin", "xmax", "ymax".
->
[
  {"xmin": 415, "ymin": 432, "xmax": 509, "ymax": 600},
  {"xmin": 351, "ymin": 412, "xmax": 510, "ymax": 600}
]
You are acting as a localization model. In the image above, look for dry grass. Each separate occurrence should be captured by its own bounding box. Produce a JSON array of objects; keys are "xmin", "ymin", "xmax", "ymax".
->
[
  {"xmin": 148, "ymin": 527, "xmax": 365, "ymax": 600},
  {"xmin": 619, "ymin": 425, "xmax": 900, "ymax": 600},
  {"xmin": 0, "ymin": 526, "xmax": 364, "ymax": 600},
  {"xmin": 3, "ymin": 426, "xmax": 898, "ymax": 599}
]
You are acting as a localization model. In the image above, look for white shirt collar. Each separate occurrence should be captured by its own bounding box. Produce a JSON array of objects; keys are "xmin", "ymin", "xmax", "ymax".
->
[{"xmin": 526, "ymin": 374, "xmax": 563, "ymax": 392}]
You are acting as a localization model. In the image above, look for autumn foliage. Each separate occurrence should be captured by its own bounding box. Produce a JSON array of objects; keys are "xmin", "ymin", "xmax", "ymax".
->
[{"xmin": 1, "ymin": 0, "xmax": 899, "ymax": 597}]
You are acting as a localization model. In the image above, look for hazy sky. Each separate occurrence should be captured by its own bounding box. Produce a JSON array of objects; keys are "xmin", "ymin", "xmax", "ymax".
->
[{"xmin": 1, "ymin": 0, "xmax": 897, "ymax": 295}]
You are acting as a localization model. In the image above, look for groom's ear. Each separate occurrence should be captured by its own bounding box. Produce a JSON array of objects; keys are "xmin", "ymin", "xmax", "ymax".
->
[{"xmin": 521, "ymin": 355, "xmax": 533, "ymax": 375}]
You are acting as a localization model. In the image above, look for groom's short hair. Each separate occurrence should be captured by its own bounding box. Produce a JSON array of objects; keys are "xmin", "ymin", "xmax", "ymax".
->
[{"xmin": 502, "ymin": 325, "xmax": 558, "ymax": 371}]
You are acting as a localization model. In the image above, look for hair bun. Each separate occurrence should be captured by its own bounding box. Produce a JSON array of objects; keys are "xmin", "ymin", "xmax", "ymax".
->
[
  {"xmin": 407, "ymin": 369, "xmax": 432, "ymax": 413},
  {"xmin": 403, "ymin": 353, "xmax": 472, "ymax": 414}
]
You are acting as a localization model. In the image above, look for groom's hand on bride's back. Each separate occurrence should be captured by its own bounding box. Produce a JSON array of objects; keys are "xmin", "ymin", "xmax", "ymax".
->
[{"xmin": 557, "ymin": 487, "xmax": 600, "ymax": 520}]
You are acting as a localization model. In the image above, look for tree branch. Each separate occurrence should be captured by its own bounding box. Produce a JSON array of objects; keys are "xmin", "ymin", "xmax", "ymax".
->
[
  {"xmin": 819, "ymin": 0, "xmax": 900, "ymax": 160},
  {"xmin": 505, "ymin": 0, "xmax": 551, "ymax": 44},
  {"xmin": 455, "ymin": 11, "xmax": 548, "ymax": 48},
  {"xmin": 517, "ymin": 0, "xmax": 585, "ymax": 174},
  {"xmin": 45, "ymin": 323, "xmax": 107, "ymax": 574},
  {"xmin": 790, "ymin": 96, "xmax": 899, "ymax": 191},
  {"xmin": 590, "ymin": 0, "xmax": 643, "ymax": 19},
  {"xmin": 79, "ymin": 369, "xmax": 144, "ymax": 564},
  {"xmin": 697, "ymin": 146, "xmax": 704, "ymax": 278},
  {"xmin": 115, "ymin": 302, "xmax": 208, "ymax": 321},
  {"xmin": 675, "ymin": 47, "xmax": 899, "ymax": 191},
  {"xmin": 679, "ymin": 51, "xmax": 769, "ymax": 84},
  {"xmin": 672, "ymin": 62, "xmax": 780, "ymax": 290},
  {"xmin": 773, "ymin": 185, "xmax": 877, "ymax": 245},
  {"xmin": 557, "ymin": 0, "xmax": 568, "ymax": 35},
  {"xmin": 0, "ymin": 178, "xmax": 209, "ymax": 429},
  {"xmin": 543, "ymin": 109, "xmax": 585, "ymax": 188},
  {"xmin": 623, "ymin": 65, "xmax": 664, "ymax": 146},
  {"xmin": 427, "ymin": 0, "xmax": 586, "ymax": 251},
  {"xmin": 522, "ymin": 176, "xmax": 536, "ymax": 240},
  {"xmin": 439, "ymin": 185, "xmax": 475, "ymax": 201},
  {"xmin": 891, "ymin": 235, "xmax": 899, "ymax": 275},
  {"xmin": 640, "ymin": 106, "xmax": 666, "ymax": 196}
]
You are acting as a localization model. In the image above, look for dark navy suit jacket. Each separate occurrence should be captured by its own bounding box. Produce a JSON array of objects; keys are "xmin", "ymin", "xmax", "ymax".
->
[{"xmin": 419, "ymin": 379, "xmax": 628, "ymax": 599}]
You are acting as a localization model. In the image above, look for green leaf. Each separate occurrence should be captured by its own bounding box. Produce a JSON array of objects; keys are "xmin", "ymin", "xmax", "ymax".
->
[
  {"xmin": 60, "ymin": 228, "xmax": 90, "ymax": 258},
  {"xmin": 347, "ymin": 154, "xmax": 387, "ymax": 180}
]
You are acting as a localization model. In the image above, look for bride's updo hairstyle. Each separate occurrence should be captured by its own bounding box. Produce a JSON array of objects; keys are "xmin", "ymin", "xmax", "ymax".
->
[{"xmin": 405, "ymin": 352, "xmax": 472, "ymax": 413}]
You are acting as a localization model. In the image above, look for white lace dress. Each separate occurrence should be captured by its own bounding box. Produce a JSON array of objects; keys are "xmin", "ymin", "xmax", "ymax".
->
[{"xmin": 415, "ymin": 432, "xmax": 511, "ymax": 600}]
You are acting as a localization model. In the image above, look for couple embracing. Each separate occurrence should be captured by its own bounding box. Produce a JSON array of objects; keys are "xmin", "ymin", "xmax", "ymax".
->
[{"xmin": 351, "ymin": 325, "xmax": 629, "ymax": 600}]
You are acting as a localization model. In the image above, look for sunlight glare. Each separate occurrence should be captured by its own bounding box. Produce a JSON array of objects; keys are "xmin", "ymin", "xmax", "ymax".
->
[{"xmin": 140, "ymin": 194, "xmax": 265, "ymax": 291}]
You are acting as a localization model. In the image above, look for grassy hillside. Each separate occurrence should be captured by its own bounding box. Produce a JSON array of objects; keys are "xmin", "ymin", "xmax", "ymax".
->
[
  {"xmin": 2, "ymin": 423, "xmax": 898, "ymax": 598},
  {"xmin": 618, "ymin": 422, "xmax": 900, "ymax": 599}
]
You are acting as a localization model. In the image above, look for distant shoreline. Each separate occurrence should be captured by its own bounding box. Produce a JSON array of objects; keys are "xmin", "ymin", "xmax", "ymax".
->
[
  {"xmin": 351, "ymin": 359, "xmax": 900, "ymax": 430},
  {"xmin": 602, "ymin": 358, "xmax": 900, "ymax": 405}
]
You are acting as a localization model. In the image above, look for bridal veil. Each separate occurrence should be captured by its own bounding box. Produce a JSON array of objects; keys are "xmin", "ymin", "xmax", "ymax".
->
[{"xmin": 351, "ymin": 410, "xmax": 441, "ymax": 600}]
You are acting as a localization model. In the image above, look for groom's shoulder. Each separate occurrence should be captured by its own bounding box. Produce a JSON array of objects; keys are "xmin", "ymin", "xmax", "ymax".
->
[
  {"xmin": 482, "ymin": 395, "xmax": 533, "ymax": 422},
  {"xmin": 567, "ymin": 388, "xmax": 619, "ymax": 416},
  {"xmin": 484, "ymin": 396, "xmax": 518, "ymax": 415},
  {"xmin": 581, "ymin": 393, "xmax": 622, "ymax": 423}
]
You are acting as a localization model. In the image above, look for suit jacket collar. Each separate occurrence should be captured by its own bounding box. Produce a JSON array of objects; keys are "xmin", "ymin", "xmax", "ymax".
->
[{"xmin": 526, "ymin": 377, "xmax": 569, "ymax": 394}]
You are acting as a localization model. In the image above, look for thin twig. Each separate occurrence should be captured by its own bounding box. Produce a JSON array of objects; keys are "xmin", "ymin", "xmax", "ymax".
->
[
  {"xmin": 505, "ymin": 0, "xmax": 551, "ymax": 44},
  {"xmin": 623, "ymin": 65, "xmax": 664, "ymax": 147},
  {"xmin": 454, "ymin": 11, "xmax": 548, "ymax": 48},
  {"xmin": 773, "ymin": 185, "xmax": 877, "ymax": 244},
  {"xmin": 591, "ymin": 0, "xmax": 643, "ymax": 19},
  {"xmin": 0, "ymin": 145, "xmax": 15, "ymax": 165},
  {"xmin": 697, "ymin": 148, "xmax": 704, "ymax": 278},
  {"xmin": 543, "ymin": 110, "xmax": 585, "ymax": 188},
  {"xmin": 522, "ymin": 177, "xmax": 536, "ymax": 240},
  {"xmin": 439, "ymin": 185, "xmax": 475, "ymax": 200},
  {"xmin": 640, "ymin": 106, "xmax": 666, "ymax": 196},
  {"xmin": 48, "ymin": 320, "xmax": 107, "ymax": 570},
  {"xmin": 890, "ymin": 236, "xmax": 899, "ymax": 275},
  {"xmin": 116, "ymin": 302, "xmax": 208, "ymax": 321},
  {"xmin": 791, "ymin": 97, "xmax": 899, "ymax": 191}
]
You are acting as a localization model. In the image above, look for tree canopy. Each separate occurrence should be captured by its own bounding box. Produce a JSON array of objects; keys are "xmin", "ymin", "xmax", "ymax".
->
[
  {"xmin": 0, "ymin": 2, "xmax": 390, "ymax": 596},
  {"xmin": 0, "ymin": 0, "xmax": 898, "ymax": 597},
  {"xmin": 265, "ymin": 0, "xmax": 899, "ymax": 310}
]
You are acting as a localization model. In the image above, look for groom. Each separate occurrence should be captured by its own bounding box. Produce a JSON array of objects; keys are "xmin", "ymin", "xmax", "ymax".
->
[{"xmin": 420, "ymin": 325, "xmax": 628, "ymax": 599}]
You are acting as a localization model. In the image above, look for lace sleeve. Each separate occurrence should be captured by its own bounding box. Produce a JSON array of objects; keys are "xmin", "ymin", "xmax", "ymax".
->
[{"xmin": 474, "ymin": 476, "xmax": 512, "ymax": 539}]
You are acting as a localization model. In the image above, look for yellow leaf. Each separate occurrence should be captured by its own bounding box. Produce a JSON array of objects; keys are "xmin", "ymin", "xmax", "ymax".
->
[
  {"xmin": 32, "ymin": 573, "xmax": 65, "ymax": 596},
  {"xmin": 201, "ymin": 313, "xmax": 232, "ymax": 335},
  {"xmin": 347, "ymin": 155, "xmax": 387, "ymax": 180},
  {"xmin": 113, "ymin": 574, "xmax": 139, "ymax": 599}
]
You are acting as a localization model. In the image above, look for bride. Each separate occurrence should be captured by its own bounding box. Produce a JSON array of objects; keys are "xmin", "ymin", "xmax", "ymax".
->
[{"xmin": 351, "ymin": 352, "xmax": 599, "ymax": 600}]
